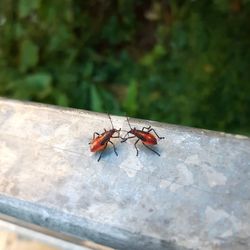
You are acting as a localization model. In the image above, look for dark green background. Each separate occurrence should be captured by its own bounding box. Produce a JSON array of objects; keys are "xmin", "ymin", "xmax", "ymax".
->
[{"xmin": 0, "ymin": 0, "xmax": 249, "ymax": 135}]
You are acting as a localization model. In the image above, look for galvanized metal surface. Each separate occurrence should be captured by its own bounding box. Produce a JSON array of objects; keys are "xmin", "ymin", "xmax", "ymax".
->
[
  {"xmin": 0, "ymin": 213, "xmax": 113, "ymax": 250},
  {"xmin": 0, "ymin": 215, "xmax": 88, "ymax": 250},
  {"xmin": 0, "ymin": 98, "xmax": 250, "ymax": 250}
]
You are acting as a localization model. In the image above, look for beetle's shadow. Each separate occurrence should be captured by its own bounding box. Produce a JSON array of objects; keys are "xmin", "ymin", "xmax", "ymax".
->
[
  {"xmin": 122, "ymin": 140, "xmax": 164, "ymax": 158},
  {"xmin": 93, "ymin": 143, "xmax": 120, "ymax": 164},
  {"xmin": 92, "ymin": 138, "xmax": 165, "ymax": 164}
]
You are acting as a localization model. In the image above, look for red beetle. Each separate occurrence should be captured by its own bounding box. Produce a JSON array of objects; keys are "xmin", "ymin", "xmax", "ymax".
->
[
  {"xmin": 122, "ymin": 117, "xmax": 164, "ymax": 156},
  {"xmin": 89, "ymin": 114, "xmax": 121, "ymax": 161}
]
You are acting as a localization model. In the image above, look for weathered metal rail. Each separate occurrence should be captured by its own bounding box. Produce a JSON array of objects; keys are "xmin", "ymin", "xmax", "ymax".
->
[{"xmin": 0, "ymin": 98, "xmax": 249, "ymax": 250}]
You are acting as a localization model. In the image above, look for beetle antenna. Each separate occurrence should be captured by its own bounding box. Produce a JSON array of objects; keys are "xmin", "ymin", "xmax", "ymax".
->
[
  {"xmin": 108, "ymin": 113, "xmax": 114, "ymax": 129},
  {"xmin": 126, "ymin": 117, "xmax": 132, "ymax": 130}
]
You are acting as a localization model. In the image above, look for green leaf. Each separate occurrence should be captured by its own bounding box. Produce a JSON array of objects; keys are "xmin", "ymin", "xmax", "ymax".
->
[
  {"xmin": 25, "ymin": 73, "xmax": 51, "ymax": 86},
  {"xmin": 140, "ymin": 44, "xmax": 166, "ymax": 66},
  {"xmin": 90, "ymin": 85, "xmax": 103, "ymax": 112},
  {"xmin": 101, "ymin": 90, "xmax": 121, "ymax": 114},
  {"xmin": 18, "ymin": 0, "xmax": 41, "ymax": 18},
  {"xmin": 8, "ymin": 73, "xmax": 52, "ymax": 99},
  {"xmin": 123, "ymin": 79, "xmax": 138, "ymax": 116},
  {"xmin": 25, "ymin": 73, "xmax": 52, "ymax": 98},
  {"xmin": 23, "ymin": 73, "xmax": 52, "ymax": 99},
  {"xmin": 56, "ymin": 92, "xmax": 69, "ymax": 107},
  {"xmin": 83, "ymin": 62, "xmax": 94, "ymax": 78},
  {"xmin": 213, "ymin": 0, "xmax": 229, "ymax": 12},
  {"xmin": 19, "ymin": 39, "xmax": 39, "ymax": 72}
]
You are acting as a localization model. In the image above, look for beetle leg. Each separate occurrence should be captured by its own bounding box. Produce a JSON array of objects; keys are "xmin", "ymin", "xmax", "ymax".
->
[
  {"xmin": 147, "ymin": 128, "xmax": 165, "ymax": 140},
  {"xmin": 134, "ymin": 139, "xmax": 140, "ymax": 156},
  {"xmin": 97, "ymin": 143, "xmax": 107, "ymax": 162},
  {"xmin": 120, "ymin": 131, "xmax": 130, "ymax": 142},
  {"xmin": 108, "ymin": 140, "xmax": 118, "ymax": 156},
  {"xmin": 112, "ymin": 135, "xmax": 121, "ymax": 138},
  {"xmin": 121, "ymin": 135, "xmax": 136, "ymax": 143},
  {"xmin": 112, "ymin": 128, "xmax": 122, "ymax": 139},
  {"xmin": 89, "ymin": 132, "xmax": 100, "ymax": 144},
  {"xmin": 92, "ymin": 132, "xmax": 100, "ymax": 140},
  {"xmin": 142, "ymin": 126, "xmax": 151, "ymax": 131},
  {"xmin": 142, "ymin": 142, "xmax": 160, "ymax": 156}
]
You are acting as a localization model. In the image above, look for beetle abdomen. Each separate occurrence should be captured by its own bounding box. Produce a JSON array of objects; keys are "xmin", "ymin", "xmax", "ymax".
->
[
  {"xmin": 135, "ymin": 131, "xmax": 157, "ymax": 145},
  {"xmin": 90, "ymin": 140, "xmax": 107, "ymax": 152}
]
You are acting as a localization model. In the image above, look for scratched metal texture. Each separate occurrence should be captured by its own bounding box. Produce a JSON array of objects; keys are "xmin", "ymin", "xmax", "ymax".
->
[
  {"xmin": 0, "ymin": 216, "xmax": 95, "ymax": 250},
  {"xmin": 0, "ymin": 98, "xmax": 250, "ymax": 250}
]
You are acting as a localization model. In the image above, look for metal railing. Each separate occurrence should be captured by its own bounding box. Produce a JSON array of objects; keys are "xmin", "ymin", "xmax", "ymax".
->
[{"xmin": 0, "ymin": 98, "xmax": 249, "ymax": 250}]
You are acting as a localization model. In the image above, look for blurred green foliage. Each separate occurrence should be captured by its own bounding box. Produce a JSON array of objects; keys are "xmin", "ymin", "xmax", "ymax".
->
[{"xmin": 0, "ymin": 0, "xmax": 249, "ymax": 135}]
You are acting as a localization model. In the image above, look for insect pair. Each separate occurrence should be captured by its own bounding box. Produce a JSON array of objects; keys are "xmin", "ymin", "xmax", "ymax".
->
[{"xmin": 89, "ymin": 114, "xmax": 165, "ymax": 161}]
